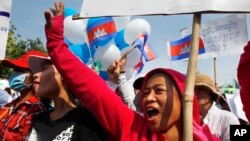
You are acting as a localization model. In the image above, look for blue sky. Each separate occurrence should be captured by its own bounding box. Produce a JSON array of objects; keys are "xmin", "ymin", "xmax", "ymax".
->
[{"xmin": 10, "ymin": 0, "xmax": 250, "ymax": 85}]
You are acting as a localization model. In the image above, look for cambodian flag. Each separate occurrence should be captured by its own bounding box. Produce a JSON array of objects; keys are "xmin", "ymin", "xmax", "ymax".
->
[
  {"xmin": 87, "ymin": 17, "xmax": 117, "ymax": 47},
  {"xmin": 134, "ymin": 56, "xmax": 144, "ymax": 75},
  {"xmin": 168, "ymin": 34, "xmax": 205, "ymax": 61},
  {"xmin": 132, "ymin": 32, "xmax": 156, "ymax": 62},
  {"xmin": 143, "ymin": 43, "xmax": 157, "ymax": 61},
  {"xmin": 132, "ymin": 32, "xmax": 148, "ymax": 50}
]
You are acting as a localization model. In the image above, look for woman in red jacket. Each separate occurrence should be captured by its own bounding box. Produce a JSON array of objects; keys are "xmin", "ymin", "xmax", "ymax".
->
[{"xmin": 43, "ymin": 2, "xmax": 220, "ymax": 141}]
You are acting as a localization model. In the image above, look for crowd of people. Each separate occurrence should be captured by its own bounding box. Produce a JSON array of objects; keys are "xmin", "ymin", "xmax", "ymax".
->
[{"xmin": 0, "ymin": 1, "xmax": 249, "ymax": 141}]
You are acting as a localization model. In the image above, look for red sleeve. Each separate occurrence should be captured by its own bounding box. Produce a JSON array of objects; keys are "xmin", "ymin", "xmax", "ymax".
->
[
  {"xmin": 237, "ymin": 41, "xmax": 250, "ymax": 121},
  {"xmin": 45, "ymin": 16, "xmax": 135, "ymax": 138}
]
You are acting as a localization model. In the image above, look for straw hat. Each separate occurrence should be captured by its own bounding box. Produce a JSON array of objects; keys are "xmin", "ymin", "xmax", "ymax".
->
[{"xmin": 195, "ymin": 74, "xmax": 220, "ymax": 100}]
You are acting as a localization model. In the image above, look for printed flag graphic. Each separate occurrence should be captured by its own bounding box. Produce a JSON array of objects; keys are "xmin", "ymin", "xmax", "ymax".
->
[
  {"xmin": 87, "ymin": 17, "xmax": 117, "ymax": 47},
  {"xmin": 168, "ymin": 34, "xmax": 205, "ymax": 61}
]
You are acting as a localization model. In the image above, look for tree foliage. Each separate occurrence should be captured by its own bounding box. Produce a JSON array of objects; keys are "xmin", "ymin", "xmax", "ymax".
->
[{"xmin": 0, "ymin": 23, "xmax": 47, "ymax": 79}]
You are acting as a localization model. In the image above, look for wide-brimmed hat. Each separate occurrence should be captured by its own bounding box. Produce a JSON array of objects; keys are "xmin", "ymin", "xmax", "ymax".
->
[
  {"xmin": 28, "ymin": 55, "xmax": 51, "ymax": 73},
  {"xmin": 1, "ymin": 51, "xmax": 47, "ymax": 70},
  {"xmin": 195, "ymin": 74, "xmax": 220, "ymax": 99}
]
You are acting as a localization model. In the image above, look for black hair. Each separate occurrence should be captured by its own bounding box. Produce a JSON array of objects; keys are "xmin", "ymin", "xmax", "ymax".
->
[
  {"xmin": 40, "ymin": 98, "xmax": 54, "ymax": 111},
  {"xmin": 211, "ymin": 93, "xmax": 218, "ymax": 101},
  {"xmin": 133, "ymin": 77, "xmax": 144, "ymax": 90}
]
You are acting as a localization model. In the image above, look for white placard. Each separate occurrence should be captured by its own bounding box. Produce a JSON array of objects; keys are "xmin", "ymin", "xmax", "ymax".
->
[
  {"xmin": 181, "ymin": 14, "xmax": 248, "ymax": 59},
  {"xmin": 225, "ymin": 90, "xmax": 248, "ymax": 122},
  {"xmin": 0, "ymin": 0, "xmax": 12, "ymax": 60},
  {"xmin": 80, "ymin": 0, "xmax": 250, "ymax": 18}
]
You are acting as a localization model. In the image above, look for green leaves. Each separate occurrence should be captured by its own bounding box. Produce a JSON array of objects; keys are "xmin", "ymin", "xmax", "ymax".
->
[{"xmin": 0, "ymin": 23, "xmax": 47, "ymax": 79}]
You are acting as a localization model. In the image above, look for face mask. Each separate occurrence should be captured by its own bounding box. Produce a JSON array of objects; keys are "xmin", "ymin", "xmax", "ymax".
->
[{"xmin": 9, "ymin": 71, "xmax": 29, "ymax": 92}]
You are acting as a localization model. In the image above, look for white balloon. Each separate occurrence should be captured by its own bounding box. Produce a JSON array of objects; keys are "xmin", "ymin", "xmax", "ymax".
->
[
  {"xmin": 94, "ymin": 43, "xmax": 121, "ymax": 71},
  {"xmin": 124, "ymin": 18, "xmax": 151, "ymax": 45},
  {"xmin": 113, "ymin": 16, "xmax": 131, "ymax": 31},
  {"xmin": 121, "ymin": 46, "xmax": 142, "ymax": 68},
  {"xmin": 64, "ymin": 16, "xmax": 87, "ymax": 44},
  {"xmin": 125, "ymin": 67, "xmax": 135, "ymax": 80}
]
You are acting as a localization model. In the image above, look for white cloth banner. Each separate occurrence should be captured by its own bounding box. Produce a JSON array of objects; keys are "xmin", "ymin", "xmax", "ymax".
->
[
  {"xmin": 80, "ymin": 0, "xmax": 250, "ymax": 18},
  {"xmin": 0, "ymin": 0, "xmax": 12, "ymax": 60},
  {"xmin": 225, "ymin": 90, "xmax": 248, "ymax": 122},
  {"xmin": 181, "ymin": 14, "xmax": 248, "ymax": 59}
]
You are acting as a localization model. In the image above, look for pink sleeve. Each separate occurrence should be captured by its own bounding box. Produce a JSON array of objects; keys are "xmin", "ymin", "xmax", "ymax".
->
[
  {"xmin": 237, "ymin": 41, "xmax": 250, "ymax": 121},
  {"xmin": 45, "ymin": 16, "xmax": 135, "ymax": 138},
  {"xmin": 193, "ymin": 121, "xmax": 221, "ymax": 141}
]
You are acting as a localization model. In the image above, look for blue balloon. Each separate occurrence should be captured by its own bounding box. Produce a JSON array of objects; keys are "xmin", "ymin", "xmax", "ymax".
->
[
  {"xmin": 64, "ymin": 7, "xmax": 77, "ymax": 17},
  {"xmin": 114, "ymin": 29, "xmax": 129, "ymax": 50},
  {"xmin": 99, "ymin": 71, "xmax": 108, "ymax": 81},
  {"xmin": 69, "ymin": 43, "xmax": 92, "ymax": 64}
]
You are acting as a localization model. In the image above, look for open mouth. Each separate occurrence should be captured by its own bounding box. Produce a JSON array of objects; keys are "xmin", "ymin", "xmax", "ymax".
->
[
  {"xmin": 33, "ymin": 81, "xmax": 40, "ymax": 85},
  {"xmin": 146, "ymin": 108, "xmax": 159, "ymax": 119},
  {"xmin": 32, "ymin": 81, "xmax": 40, "ymax": 88}
]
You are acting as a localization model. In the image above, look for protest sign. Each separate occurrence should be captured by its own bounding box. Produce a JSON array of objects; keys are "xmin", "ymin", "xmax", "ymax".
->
[
  {"xmin": 181, "ymin": 14, "xmax": 248, "ymax": 59},
  {"xmin": 79, "ymin": 0, "xmax": 250, "ymax": 18},
  {"xmin": 0, "ymin": 0, "xmax": 12, "ymax": 60}
]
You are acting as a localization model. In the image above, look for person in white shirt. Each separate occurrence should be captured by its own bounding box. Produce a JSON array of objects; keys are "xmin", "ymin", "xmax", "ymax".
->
[
  {"xmin": 0, "ymin": 89, "xmax": 13, "ymax": 109},
  {"xmin": 195, "ymin": 73, "xmax": 240, "ymax": 141},
  {"xmin": 107, "ymin": 56, "xmax": 143, "ymax": 113}
]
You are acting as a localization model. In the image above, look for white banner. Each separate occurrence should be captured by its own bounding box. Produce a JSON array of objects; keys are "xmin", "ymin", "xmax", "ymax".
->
[
  {"xmin": 0, "ymin": 0, "xmax": 12, "ymax": 60},
  {"xmin": 80, "ymin": 0, "xmax": 250, "ymax": 18},
  {"xmin": 181, "ymin": 14, "xmax": 248, "ymax": 59},
  {"xmin": 225, "ymin": 90, "xmax": 248, "ymax": 122}
]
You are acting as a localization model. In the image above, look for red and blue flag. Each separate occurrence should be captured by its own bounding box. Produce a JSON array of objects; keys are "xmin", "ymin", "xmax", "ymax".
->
[
  {"xmin": 169, "ymin": 34, "xmax": 205, "ymax": 61},
  {"xmin": 87, "ymin": 17, "xmax": 117, "ymax": 47},
  {"xmin": 134, "ymin": 56, "xmax": 144, "ymax": 75},
  {"xmin": 143, "ymin": 43, "xmax": 157, "ymax": 61},
  {"xmin": 132, "ymin": 32, "xmax": 157, "ymax": 62}
]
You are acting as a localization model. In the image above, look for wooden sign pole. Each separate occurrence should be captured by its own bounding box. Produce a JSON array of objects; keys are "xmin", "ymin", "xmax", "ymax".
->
[{"xmin": 183, "ymin": 12, "xmax": 201, "ymax": 141}]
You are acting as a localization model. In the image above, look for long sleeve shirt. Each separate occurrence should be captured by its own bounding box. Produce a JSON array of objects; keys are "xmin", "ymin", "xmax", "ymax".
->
[{"xmin": 203, "ymin": 102, "xmax": 239, "ymax": 141}]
